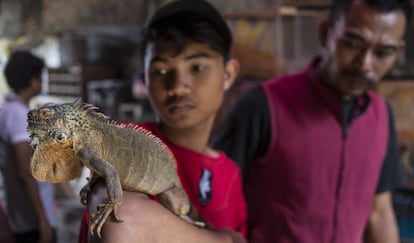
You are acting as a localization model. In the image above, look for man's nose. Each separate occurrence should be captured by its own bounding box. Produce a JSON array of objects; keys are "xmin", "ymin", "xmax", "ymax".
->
[
  {"xmin": 354, "ymin": 50, "xmax": 374, "ymax": 75},
  {"xmin": 167, "ymin": 71, "xmax": 192, "ymax": 96}
]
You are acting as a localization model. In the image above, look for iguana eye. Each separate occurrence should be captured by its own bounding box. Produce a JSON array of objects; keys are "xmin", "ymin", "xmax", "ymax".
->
[
  {"xmin": 55, "ymin": 132, "xmax": 67, "ymax": 143},
  {"xmin": 38, "ymin": 108, "xmax": 52, "ymax": 119}
]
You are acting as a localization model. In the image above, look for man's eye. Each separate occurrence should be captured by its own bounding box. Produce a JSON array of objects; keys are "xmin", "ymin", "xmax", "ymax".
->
[
  {"xmin": 151, "ymin": 69, "xmax": 168, "ymax": 76},
  {"xmin": 374, "ymin": 49, "xmax": 395, "ymax": 59},
  {"xmin": 340, "ymin": 38, "xmax": 363, "ymax": 50},
  {"xmin": 192, "ymin": 65, "xmax": 206, "ymax": 73}
]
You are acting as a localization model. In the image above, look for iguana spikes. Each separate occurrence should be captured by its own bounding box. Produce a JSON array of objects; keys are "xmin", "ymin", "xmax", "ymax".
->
[
  {"xmin": 73, "ymin": 98, "xmax": 108, "ymax": 120},
  {"xmin": 120, "ymin": 123, "xmax": 178, "ymax": 168},
  {"xmin": 79, "ymin": 102, "xmax": 110, "ymax": 121}
]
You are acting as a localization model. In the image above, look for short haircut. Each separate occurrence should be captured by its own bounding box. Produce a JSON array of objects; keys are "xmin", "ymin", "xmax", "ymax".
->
[
  {"xmin": 4, "ymin": 50, "xmax": 45, "ymax": 93},
  {"xmin": 141, "ymin": 0, "xmax": 232, "ymax": 63},
  {"xmin": 328, "ymin": 0, "xmax": 411, "ymax": 36}
]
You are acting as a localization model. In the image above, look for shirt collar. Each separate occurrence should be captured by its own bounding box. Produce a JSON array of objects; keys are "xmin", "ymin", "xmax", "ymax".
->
[{"xmin": 5, "ymin": 92, "xmax": 20, "ymax": 102}]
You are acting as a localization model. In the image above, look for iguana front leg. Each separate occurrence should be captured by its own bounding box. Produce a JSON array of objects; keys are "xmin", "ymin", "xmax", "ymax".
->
[{"xmin": 77, "ymin": 147, "xmax": 123, "ymax": 238}]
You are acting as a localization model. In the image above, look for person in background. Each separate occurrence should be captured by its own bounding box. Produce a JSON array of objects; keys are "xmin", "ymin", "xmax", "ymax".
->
[
  {"xmin": 0, "ymin": 50, "xmax": 57, "ymax": 243},
  {"xmin": 79, "ymin": 1, "xmax": 247, "ymax": 242},
  {"xmin": 213, "ymin": 0, "xmax": 409, "ymax": 242}
]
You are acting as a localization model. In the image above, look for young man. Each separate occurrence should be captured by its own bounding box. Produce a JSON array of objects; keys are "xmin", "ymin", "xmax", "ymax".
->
[
  {"xmin": 80, "ymin": 1, "xmax": 247, "ymax": 242},
  {"xmin": 0, "ymin": 51, "xmax": 57, "ymax": 243},
  {"xmin": 213, "ymin": 0, "xmax": 409, "ymax": 242}
]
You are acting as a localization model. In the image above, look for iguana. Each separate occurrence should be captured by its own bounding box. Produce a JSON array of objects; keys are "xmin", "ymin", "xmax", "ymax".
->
[{"xmin": 27, "ymin": 100, "xmax": 205, "ymax": 237}]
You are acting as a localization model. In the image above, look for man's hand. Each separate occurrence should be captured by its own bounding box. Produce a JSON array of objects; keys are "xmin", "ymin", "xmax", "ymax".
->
[
  {"xmin": 88, "ymin": 187, "xmax": 247, "ymax": 243},
  {"xmin": 219, "ymin": 228, "xmax": 247, "ymax": 243}
]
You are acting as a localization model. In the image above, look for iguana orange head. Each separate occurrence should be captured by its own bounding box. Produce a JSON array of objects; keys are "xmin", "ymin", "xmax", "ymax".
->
[{"xmin": 27, "ymin": 99, "xmax": 109, "ymax": 183}]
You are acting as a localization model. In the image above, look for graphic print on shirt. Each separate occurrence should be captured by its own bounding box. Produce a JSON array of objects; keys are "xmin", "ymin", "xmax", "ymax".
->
[{"xmin": 198, "ymin": 168, "xmax": 212, "ymax": 206}]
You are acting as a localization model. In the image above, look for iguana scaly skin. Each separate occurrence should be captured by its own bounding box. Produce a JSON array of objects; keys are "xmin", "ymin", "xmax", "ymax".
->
[{"xmin": 27, "ymin": 100, "xmax": 204, "ymax": 237}]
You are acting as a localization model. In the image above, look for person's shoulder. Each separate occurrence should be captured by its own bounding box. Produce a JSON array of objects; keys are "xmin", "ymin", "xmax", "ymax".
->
[
  {"xmin": 367, "ymin": 90, "xmax": 389, "ymax": 114},
  {"xmin": 214, "ymin": 151, "xmax": 243, "ymax": 171},
  {"xmin": 0, "ymin": 102, "xmax": 29, "ymax": 127},
  {"xmin": 369, "ymin": 90, "xmax": 387, "ymax": 103},
  {"xmin": 240, "ymin": 71, "xmax": 306, "ymax": 101},
  {"xmin": 233, "ymin": 84, "xmax": 266, "ymax": 108},
  {"xmin": 1, "ymin": 100, "xmax": 27, "ymax": 113},
  {"xmin": 0, "ymin": 101, "xmax": 29, "ymax": 139}
]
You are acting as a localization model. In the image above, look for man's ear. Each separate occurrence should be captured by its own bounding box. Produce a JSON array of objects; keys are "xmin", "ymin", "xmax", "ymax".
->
[
  {"xmin": 318, "ymin": 18, "xmax": 329, "ymax": 48},
  {"xmin": 223, "ymin": 59, "xmax": 240, "ymax": 91},
  {"xmin": 30, "ymin": 76, "xmax": 42, "ymax": 89}
]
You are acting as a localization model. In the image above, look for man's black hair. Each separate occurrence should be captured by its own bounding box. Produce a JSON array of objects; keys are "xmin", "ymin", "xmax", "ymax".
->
[
  {"xmin": 329, "ymin": 0, "xmax": 411, "ymax": 35},
  {"xmin": 141, "ymin": 13, "xmax": 231, "ymax": 63},
  {"xmin": 4, "ymin": 50, "xmax": 45, "ymax": 93},
  {"xmin": 140, "ymin": 0, "xmax": 232, "ymax": 64}
]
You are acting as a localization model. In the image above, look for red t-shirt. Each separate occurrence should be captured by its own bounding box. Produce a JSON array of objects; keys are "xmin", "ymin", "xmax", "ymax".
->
[{"xmin": 78, "ymin": 122, "xmax": 246, "ymax": 242}]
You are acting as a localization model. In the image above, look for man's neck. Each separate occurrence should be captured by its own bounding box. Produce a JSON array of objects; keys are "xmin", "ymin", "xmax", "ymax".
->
[
  {"xmin": 159, "ymin": 119, "xmax": 217, "ymax": 157},
  {"xmin": 15, "ymin": 90, "xmax": 34, "ymax": 106}
]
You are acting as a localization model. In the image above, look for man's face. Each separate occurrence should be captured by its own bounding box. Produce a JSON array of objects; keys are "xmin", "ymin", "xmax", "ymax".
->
[
  {"xmin": 144, "ymin": 41, "xmax": 234, "ymax": 130},
  {"xmin": 321, "ymin": 2, "xmax": 406, "ymax": 99}
]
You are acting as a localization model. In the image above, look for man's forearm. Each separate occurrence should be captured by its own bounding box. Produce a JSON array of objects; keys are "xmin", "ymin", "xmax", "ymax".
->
[
  {"xmin": 364, "ymin": 192, "xmax": 399, "ymax": 243},
  {"xmin": 88, "ymin": 188, "xmax": 247, "ymax": 243}
]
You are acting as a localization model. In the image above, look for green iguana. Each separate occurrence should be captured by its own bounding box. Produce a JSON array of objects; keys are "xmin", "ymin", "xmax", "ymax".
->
[{"xmin": 27, "ymin": 100, "xmax": 205, "ymax": 237}]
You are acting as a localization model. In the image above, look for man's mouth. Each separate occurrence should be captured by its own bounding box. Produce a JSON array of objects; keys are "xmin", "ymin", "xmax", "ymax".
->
[
  {"xmin": 348, "ymin": 77, "xmax": 367, "ymax": 86},
  {"xmin": 168, "ymin": 103, "xmax": 193, "ymax": 113},
  {"xmin": 342, "ymin": 72, "xmax": 374, "ymax": 84}
]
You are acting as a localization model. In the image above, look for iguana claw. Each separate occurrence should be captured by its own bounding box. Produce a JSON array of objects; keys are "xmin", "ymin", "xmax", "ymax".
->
[
  {"xmin": 179, "ymin": 215, "xmax": 206, "ymax": 228},
  {"xmin": 89, "ymin": 199, "xmax": 122, "ymax": 238},
  {"xmin": 79, "ymin": 186, "xmax": 90, "ymax": 205},
  {"xmin": 80, "ymin": 174, "xmax": 100, "ymax": 205}
]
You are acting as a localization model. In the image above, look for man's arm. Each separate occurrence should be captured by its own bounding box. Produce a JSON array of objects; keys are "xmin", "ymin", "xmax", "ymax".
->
[
  {"xmin": 88, "ymin": 185, "xmax": 246, "ymax": 243},
  {"xmin": 364, "ymin": 104, "xmax": 405, "ymax": 243},
  {"xmin": 14, "ymin": 141, "xmax": 53, "ymax": 243},
  {"xmin": 364, "ymin": 191, "xmax": 399, "ymax": 243}
]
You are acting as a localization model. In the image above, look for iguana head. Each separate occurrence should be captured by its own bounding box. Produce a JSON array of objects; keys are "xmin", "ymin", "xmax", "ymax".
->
[
  {"xmin": 27, "ymin": 100, "xmax": 94, "ymax": 183},
  {"xmin": 28, "ymin": 103, "xmax": 73, "ymax": 148},
  {"xmin": 27, "ymin": 101, "xmax": 90, "ymax": 148}
]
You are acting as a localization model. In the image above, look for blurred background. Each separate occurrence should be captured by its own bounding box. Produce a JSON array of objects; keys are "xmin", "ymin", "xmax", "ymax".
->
[{"xmin": 0, "ymin": 0, "xmax": 413, "ymax": 242}]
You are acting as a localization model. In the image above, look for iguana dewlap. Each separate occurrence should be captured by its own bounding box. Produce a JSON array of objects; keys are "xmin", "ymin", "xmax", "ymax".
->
[{"xmin": 27, "ymin": 100, "xmax": 204, "ymax": 237}]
